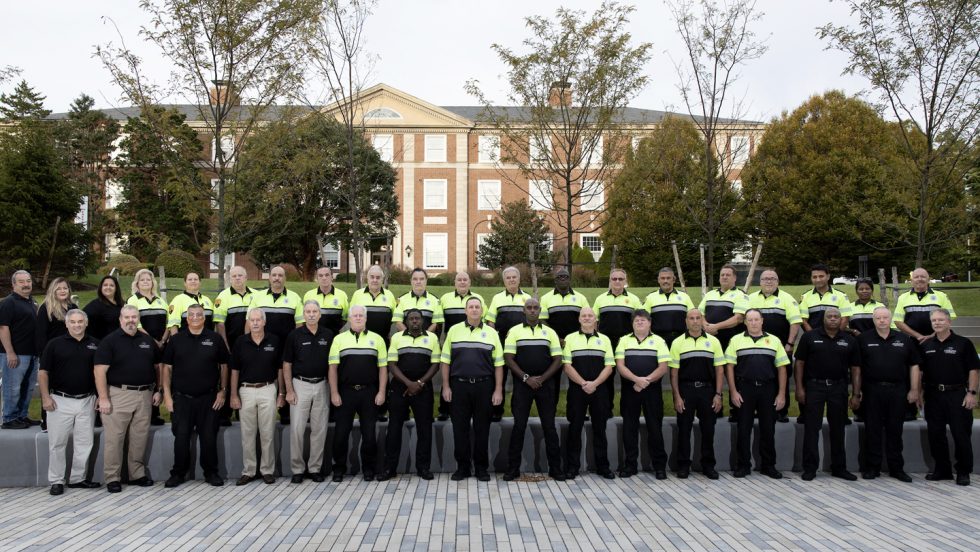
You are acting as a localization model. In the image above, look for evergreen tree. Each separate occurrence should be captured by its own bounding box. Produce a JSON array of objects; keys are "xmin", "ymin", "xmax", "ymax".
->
[{"xmin": 477, "ymin": 200, "xmax": 553, "ymax": 271}]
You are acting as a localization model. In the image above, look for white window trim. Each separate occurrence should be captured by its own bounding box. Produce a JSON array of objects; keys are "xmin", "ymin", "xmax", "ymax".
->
[
  {"xmin": 582, "ymin": 135, "xmax": 603, "ymax": 167},
  {"xmin": 422, "ymin": 233, "xmax": 449, "ymax": 270},
  {"xmin": 209, "ymin": 251, "xmax": 235, "ymax": 277},
  {"xmin": 322, "ymin": 242, "xmax": 340, "ymax": 269},
  {"xmin": 211, "ymin": 135, "xmax": 236, "ymax": 165},
  {"xmin": 730, "ymin": 135, "xmax": 750, "ymax": 168},
  {"xmin": 529, "ymin": 135, "xmax": 551, "ymax": 165},
  {"xmin": 541, "ymin": 233, "xmax": 554, "ymax": 251},
  {"xmin": 424, "ymin": 134, "xmax": 447, "ymax": 163},
  {"xmin": 373, "ymin": 134, "xmax": 394, "ymax": 163},
  {"xmin": 477, "ymin": 179, "xmax": 501, "ymax": 211},
  {"xmin": 580, "ymin": 180, "xmax": 603, "ymax": 212},
  {"xmin": 423, "ymin": 179, "xmax": 448, "ymax": 210},
  {"xmin": 478, "ymin": 135, "xmax": 500, "ymax": 164},
  {"xmin": 528, "ymin": 180, "xmax": 552, "ymax": 211},
  {"xmin": 580, "ymin": 233, "xmax": 603, "ymax": 261}
]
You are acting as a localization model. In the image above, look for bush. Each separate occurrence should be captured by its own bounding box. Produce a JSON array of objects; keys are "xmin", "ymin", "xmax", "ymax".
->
[
  {"xmin": 333, "ymin": 272, "xmax": 356, "ymax": 283},
  {"xmin": 155, "ymin": 249, "xmax": 205, "ymax": 279},
  {"xmin": 279, "ymin": 263, "xmax": 303, "ymax": 282},
  {"xmin": 98, "ymin": 254, "xmax": 150, "ymax": 277},
  {"xmin": 386, "ymin": 266, "xmax": 412, "ymax": 285}
]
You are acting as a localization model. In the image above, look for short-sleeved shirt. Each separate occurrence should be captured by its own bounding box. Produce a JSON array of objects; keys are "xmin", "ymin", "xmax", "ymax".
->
[
  {"xmin": 593, "ymin": 290, "xmax": 643, "ymax": 348},
  {"xmin": 213, "ymin": 286, "xmax": 255, "ymax": 345},
  {"xmin": 393, "ymin": 291, "xmax": 444, "ymax": 328},
  {"xmin": 303, "ymin": 286, "xmax": 349, "ymax": 335},
  {"xmin": 349, "ymin": 287, "xmax": 398, "ymax": 341},
  {"xmin": 439, "ymin": 290, "xmax": 485, "ymax": 333},
  {"xmin": 615, "ymin": 333, "xmax": 670, "ymax": 379},
  {"xmin": 747, "ymin": 289, "xmax": 802, "ymax": 345},
  {"xmin": 231, "ymin": 333, "xmax": 281, "ymax": 384},
  {"xmin": 441, "ymin": 322, "xmax": 504, "ymax": 378},
  {"xmin": 36, "ymin": 302, "xmax": 77, "ymax": 355},
  {"xmin": 857, "ymin": 330, "xmax": 920, "ymax": 384},
  {"xmin": 163, "ymin": 328, "xmax": 229, "ymax": 395},
  {"xmin": 250, "ymin": 287, "xmax": 303, "ymax": 343},
  {"xmin": 795, "ymin": 328, "xmax": 860, "ymax": 381},
  {"xmin": 725, "ymin": 332, "xmax": 790, "ymax": 382},
  {"xmin": 894, "ymin": 288, "xmax": 957, "ymax": 336},
  {"xmin": 167, "ymin": 291, "xmax": 215, "ymax": 331},
  {"xmin": 128, "ymin": 293, "xmax": 168, "ymax": 341},
  {"xmin": 643, "ymin": 289, "xmax": 695, "ymax": 342},
  {"xmin": 562, "ymin": 331, "xmax": 615, "ymax": 381},
  {"xmin": 669, "ymin": 332, "xmax": 726, "ymax": 384},
  {"xmin": 920, "ymin": 332, "xmax": 979, "ymax": 386},
  {"xmin": 698, "ymin": 287, "xmax": 750, "ymax": 348},
  {"xmin": 328, "ymin": 329, "xmax": 387, "ymax": 386},
  {"xmin": 282, "ymin": 325, "xmax": 334, "ymax": 379},
  {"xmin": 849, "ymin": 299, "xmax": 882, "ymax": 334},
  {"xmin": 486, "ymin": 289, "xmax": 532, "ymax": 340},
  {"xmin": 799, "ymin": 287, "xmax": 853, "ymax": 329},
  {"xmin": 540, "ymin": 288, "xmax": 589, "ymax": 340},
  {"xmin": 0, "ymin": 292, "xmax": 38, "ymax": 355},
  {"xmin": 83, "ymin": 299, "xmax": 121, "ymax": 340},
  {"xmin": 504, "ymin": 323, "xmax": 561, "ymax": 376},
  {"xmin": 387, "ymin": 330, "xmax": 440, "ymax": 381},
  {"xmin": 40, "ymin": 334, "xmax": 99, "ymax": 395},
  {"xmin": 94, "ymin": 328, "xmax": 160, "ymax": 387}
]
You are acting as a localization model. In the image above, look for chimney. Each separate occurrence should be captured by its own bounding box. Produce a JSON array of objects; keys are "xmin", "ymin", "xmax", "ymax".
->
[
  {"xmin": 209, "ymin": 79, "xmax": 239, "ymax": 107},
  {"xmin": 548, "ymin": 81, "xmax": 572, "ymax": 107}
]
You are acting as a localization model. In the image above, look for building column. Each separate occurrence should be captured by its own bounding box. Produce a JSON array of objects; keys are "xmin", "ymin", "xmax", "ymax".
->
[{"xmin": 455, "ymin": 133, "xmax": 468, "ymax": 272}]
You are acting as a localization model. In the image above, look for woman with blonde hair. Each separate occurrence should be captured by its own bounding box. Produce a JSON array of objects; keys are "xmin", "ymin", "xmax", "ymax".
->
[
  {"xmin": 126, "ymin": 268, "xmax": 168, "ymax": 425},
  {"xmin": 36, "ymin": 277, "xmax": 77, "ymax": 431}
]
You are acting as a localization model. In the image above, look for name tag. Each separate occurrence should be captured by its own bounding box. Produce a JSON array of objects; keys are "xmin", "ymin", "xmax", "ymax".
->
[
  {"xmin": 138, "ymin": 343, "xmax": 151, "ymax": 349},
  {"xmin": 263, "ymin": 345, "xmax": 275, "ymax": 352},
  {"xmin": 301, "ymin": 341, "xmax": 312, "ymax": 346},
  {"xmin": 201, "ymin": 339, "xmax": 214, "ymax": 346}
]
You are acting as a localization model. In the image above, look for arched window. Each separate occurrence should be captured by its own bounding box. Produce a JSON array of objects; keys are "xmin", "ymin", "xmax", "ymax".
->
[{"xmin": 364, "ymin": 107, "xmax": 402, "ymax": 120}]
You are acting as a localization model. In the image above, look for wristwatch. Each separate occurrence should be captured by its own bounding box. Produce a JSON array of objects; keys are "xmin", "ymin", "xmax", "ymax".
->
[
  {"xmin": 522, "ymin": 374, "xmax": 530, "ymax": 383},
  {"xmin": 969, "ymin": 389, "xmax": 977, "ymax": 395}
]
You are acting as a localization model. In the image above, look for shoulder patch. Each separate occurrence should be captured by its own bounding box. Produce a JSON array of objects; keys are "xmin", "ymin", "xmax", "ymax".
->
[
  {"xmin": 168, "ymin": 305, "xmax": 175, "ymax": 313},
  {"xmin": 214, "ymin": 298, "xmax": 222, "ymax": 307}
]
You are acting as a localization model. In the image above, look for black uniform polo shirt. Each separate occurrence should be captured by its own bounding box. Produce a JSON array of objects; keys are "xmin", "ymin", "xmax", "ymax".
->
[
  {"xmin": 795, "ymin": 328, "xmax": 860, "ymax": 380},
  {"xmin": 83, "ymin": 299, "xmax": 121, "ymax": 340},
  {"xmin": 163, "ymin": 328, "xmax": 229, "ymax": 395},
  {"xmin": 857, "ymin": 330, "xmax": 920, "ymax": 384},
  {"xmin": 40, "ymin": 334, "xmax": 98, "ymax": 395},
  {"xmin": 94, "ymin": 328, "xmax": 160, "ymax": 387},
  {"xmin": 0, "ymin": 292, "xmax": 38, "ymax": 355},
  {"xmin": 283, "ymin": 325, "xmax": 334, "ymax": 379},
  {"xmin": 231, "ymin": 333, "xmax": 281, "ymax": 384},
  {"xmin": 920, "ymin": 332, "xmax": 980, "ymax": 386}
]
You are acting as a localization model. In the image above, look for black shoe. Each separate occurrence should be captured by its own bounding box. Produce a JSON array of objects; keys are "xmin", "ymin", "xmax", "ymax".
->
[
  {"xmin": 311, "ymin": 473, "xmax": 325, "ymax": 483},
  {"xmin": 475, "ymin": 471, "xmax": 491, "ymax": 482},
  {"xmin": 597, "ymin": 469, "xmax": 616, "ymax": 480},
  {"xmin": 437, "ymin": 414, "xmax": 450, "ymax": 421},
  {"xmin": 617, "ymin": 468, "xmax": 634, "ymax": 478},
  {"xmin": 655, "ymin": 470, "xmax": 667, "ymax": 480},
  {"xmin": 733, "ymin": 468, "xmax": 750, "ymax": 478},
  {"xmin": 262, "ymin": 474, "xmax": 276, "ymax": 484},
  {"xmin": 130, "ymin": 476, "xmax": 154, "ymax": 487},
  {"xmin": 49, "ymin": 484, "xmax": 64, "ymax": 496},
  {"xmin": 205, "ymin": 474, "xmax": 224, "ymax": 486},
  {"xmin": 777, "ymin": 415, "xmax": 790, "ymax": 423},
  {"xmin": 904, "ymin": 412, "xmax": 917, "ymax": 421},
  {"xmin": 889, "ymin": 471, "xmax": 912, "ymax": 483},
  {"xmin": 490, "ymin": 415, "xmax": 502, "ymax": 423},
  {"xmin": 502, "ymin": 472, "xmax": 519, "ymax": 482},
  {"xmin": 237, "ymin": 475, "xmax": 256, "ymax": 486},
  {"xmin": 801, "ymin": 471, "xmax": 816, "ymax": 481},
  {"xmin": 150, "ymin": 417, "xmax": 165, "ymax": 426},
  {"xmin": 761, "ymin": 468, "xmax": 783, "ymax": 479},
  {"xmin": 450, "ymin": 470, "xmax": 469, "ymax": 481},
  {"xmin": 853, "ymin": 416, "xmax": 864, "ymax": 423},
  {"xmin": 164, "ymin": 475, "xmax": 184, "ymax": 488},
  {"xmin": 676, "ymin": 469, "xmax": 689, "ymax": 479},
  {"xmin": 219, "ymin": 418, "xmax": 232, "ymax": 427},
  {"xmin": 564, "ymin": 471, "xmax": 578, "ymax": 480},
  {"xmin": 703, "ymin": 468, "xmax": 719, "ymax": 480},
  {"xmin": 956, "ymin": 474, "xmax": 970, "ymax": 486},
  {"xmin": 280, "ymin": 418, "xmax": 290, "ymax": 425},
  {"xmin": 376, "ymin": 416, "xmax": 387, "ymax": 423},
  {"xmin": 925, "ymin": 472, "xmax": 953, "ymax": 481},
  {"xmin": 582, "ymin": 415, "xmax": 590, "ymax": 422},
  {"xmin": 1, "ymin": 420, "xmax": 28, "ymax": 429},
  {"xmin": 291, "ymin": 474, "xmax": 305, "ymax": 484},
  {"xmin": 548, "ymin": 471, "xmax": 566, "ymax": 481},
  {"xmin": 376, "ymin": 471, "xmax": 395, "ymax": 482},
  {"xmin": 861, "ymin": 470, "xmax": 879, "ymax": 480},
  {"xmin": 418, "ymin": 471, "xmax": 434, "ymax": 481},
  {"xmin": 362, "ymin": 472, "xmax": 375, "ymax": 482},
  {"xmin": 66, "ymin": 480, "xmax": 100, "ymax": 489},
  {"xmin": 107, "ymin": 481, "xmax": 122, "ymax": 493},
  {"xmin": 832, "ymin": 470, "xmax": 857, "ymax": 481},
  {"xmin": 843, "ymin": 417, "xmax": 852, "ymax": 425},
  {"xmin": 728, "ymin": 415, "xmax": 737, "ymax": 423},
  {"xmin": 332, "ymin": 473, "xmax": 344, "ymax": 483},
  {"xmin": 23, "ymin": 417, "xmax": 41, "ymax": 426}
]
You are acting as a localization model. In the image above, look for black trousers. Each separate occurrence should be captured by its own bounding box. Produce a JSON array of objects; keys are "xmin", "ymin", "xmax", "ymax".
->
[
  {"xmin": 620, "ymin": 382, "xmax": 666, "ymax": 471},
  {"xmin": 451, "ymin": 377, "xmax": 493, "ymax": 474},
  {"xmin": 171, "ymin": 392, "xmax": 219, "ymax": 478},
  {"xmin": 605, "ymin": 335, "xmax": 624, "ymax": 415},
  {"xmin": 676, "ymin": 383, "xmax": 717, "ymax": 470},
  {"xmin": 491, "ymin": 368, "xmax": 508, "ymax": 419},
  {"xmin": 862, "ymin": 382, "xmax": 907, "ymax": 473},
  {"xmin": 564, "ymin": 382, "xmax": 612, "ymax": 473},
  {"xmin": 384, "ymin": 383, "xmax": 434, "ymax": 473},
  {"xmin": 735, "ymin": 379, "xmax": 777, "ymax": 471},
  {"xmin": 508, "ymin": 378, "xmax": 561, "ymax": 474},
  {"xmin": 924, "ymin": 388, "xmax": 974, "ymax": 475},
  {"xmin": 801, "ymin": 380, "xmax": 849, "ymax": 473},
  {"xmin": 332, "ymin": 385, "xmax": 378, "ymax": 475}
]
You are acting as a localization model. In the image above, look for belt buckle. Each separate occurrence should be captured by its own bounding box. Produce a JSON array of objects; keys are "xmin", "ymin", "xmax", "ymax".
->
[
  {"xmin": 352, "ymin": 384, "xmax": 364, "ymax": 390},
  {"xmin": 693, "ymin": 381, "xmax": 706, "ymax": 388},
  {"xmin": 938, "ymin": 384, "xmax": 947, "ymax": 391},
  {"xmin": 467, "ymin": 378, "xmax": 477, "ymax": 384},
  {"xmin": 823, "ymin": 379, "xmax": 833, "ymax": 386}
]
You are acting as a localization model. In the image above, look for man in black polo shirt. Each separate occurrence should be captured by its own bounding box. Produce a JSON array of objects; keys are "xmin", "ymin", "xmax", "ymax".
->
[
  {"xmin": 162, "ymin": 304, "xmax": 229, "ymax": 488},
  {"xmin": 283, "ymin": 300, "xmax": 334, "ymax": 483},
  {"xmin": 795, "ymin": 307, "xmax": 860, "ymax": 481},
  {"xmin": 94, "ymin": 305, "xmax": 162, "ymax": 493},
  {"xmin": 914, "ymin": 309, "xmax": 979, "ymax": 486},
  {"xmin": 1, "ymin": 269, "xmax": 40, "ymax": 429},
  {"xmin": 230, "ymin": 309, "xmax": 283, "ymax": 485},
  {"xmin": 856, "ymin": 306, "xmax": 919, "ymax": 482},
  {"xmin": 39, "ymin": 309, "xmax": 101, "ymax": 495}
]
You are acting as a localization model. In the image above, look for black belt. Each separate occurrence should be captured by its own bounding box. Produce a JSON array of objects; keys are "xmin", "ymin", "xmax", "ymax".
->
[
  {"xmin": 736, "ymin": 377, "xmax": 773, "ymax": 387},
  {"xmin": 807, "ymin": 378, "xmax": 848, "ymax": 386},
  {"xmin": 343, "ymin": 384, "xmax": 375, "ymax": 391},
  {"xmin": 295, "ymin": 376, "xmax": 326, "ymax": 384},
  {"xmin": 927, "ymin": 383, "xmax": 965, "ymax": 391},
  {"xmin": 454, "ymin": 376, "xmax": 491, "ymax": 384},
  {"xmin": 240, "ymin": 381, "xmax": 274, "ymax": 389},
  {"xmin": 112, "ymin": 384, "xmax": 154, "ymax": 391},
  {"xmin": 52, "ymin": 390, "xmax": 93, "ymax": 399},
  {"xmin": 680, "ymin": 381, "xmax": 713, "ymax": 388},
  {"xmin": 174, "ymin": 390, "xmax": 217, "ymax": 399},
  {"xmin": 868, "ymin": 381, "xmax": 902, "ymax": 387}
]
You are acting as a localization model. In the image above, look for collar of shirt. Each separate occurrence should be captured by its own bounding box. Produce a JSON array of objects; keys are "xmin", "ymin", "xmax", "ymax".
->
[
  {"xmin": 607, "ymin": 289, "xmax": 625, "ymax": 297},
  {"xmin": 348, "ymin": 329, "xmax": 369, "ymax": 340},
  {"xmin": 855, "ymin": 299, "xmax": 878, "ymax": 306},
  {"xmin": 716, "ymin": 287, "xmax": 736, "ymax": 295},
  {"xmin": 630, "ymin": 332, "xmax": 653, "ymax": 344},
  {"xmin": 465, "ymin": 321, "xmax": 485, "ymax": 331},
  {"xmin": 317, "ymin": 286, "xmax": 336, "ymax": 297},
  {"xmin": 811, "ymin": 287, "xmax": 836, "ymax": 298},
  {"xmin": 454, "ymin": 290, "xmax": 472, "ymax": 300},
  {"xmin": 683, "ymin": 331, "xmax": 707, "ymax": 341},
  {"xmin": 505, "ymin": 289, "xmax": 525, "ymax": 298},
  {"xmin": 410, "ymin": 290, "xmax": 429, "ymax": 300},
  {"xmin": 230, "ymin": 286, "xmax": 251, "ymax": 298},
  {"xmin": 554, "ymin": 287, "xmax": 574, "ymax": 297},
  {"xmin": 522, "ymin": 322, "xmax": 545, "ymax": 331},
  {"xmin": 183, "ymin": 291, "xmax": 202, "ymax": 301},
  {"xmin": 762, "ymin": 288, "xmax": 781, "ymax": 299},
  {"xmin": 658, "ymin": 288, "xmax": 678, "ymax": 298},
  {"xmin": 580, "ymin": 330, "xmax": 598, "ymax": 339},
  {"xmin": 266, "ymin": 287, "xmax": 288, "ymax": 301},
  {"xmin": 817, "ymin": 327, "xmax": 842, "ymax": 339},
  {"xmin": 364, "ymin": 286, "xmax": 385, "ymax": 299},
  {"xmin": 405, "ymin": 329, "xmax": 428, "ymax": 339},
  {"xmin": 913, "ymin": 288, "xmax": 933, "ymax": 300},
  {"xmin": 135, "ymin": 291, "xmax": 158, "ymax": 303},
  {"xmin": 743, "ymin": 331, "xmax": 769, "ymax": 342}
]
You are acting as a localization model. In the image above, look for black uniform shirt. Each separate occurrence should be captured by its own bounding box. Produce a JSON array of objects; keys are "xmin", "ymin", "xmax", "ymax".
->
[
  {"xmin": 36, "ymin": 302, "xmax": 77, "ymax": 356},
  {"xmin": 857, "ymin": 330, "xmax": 920, "ymax": 384},
  {"xmin": 0, "ymin": 292, "xmax": 38, "ymax": 355},
  {"xmin": 40, "ymin": 334, "xmax": 99, "ymax": 395},
  {"xmin": 920, "ymin": 332, "xmax": 980, "ymax": 386},
  {"xmin": 283, "ymin": 325, "xmax": 334, "ymax": 379},
  {"xmin": 231, "ymin": 333, "xmax": 281, "ymax": 384},
  {"xmin": 795, "ymin": 328, "xmax": 860, "ymax": 380},
  {"xmin": 163, "ymin": 328, "xmax": 229, "ymax": 395},
  {"xmin": 94, "ymin": 328, "xmax": 160, "ymax": 387},
  {"xmin": 83, "ymin": 299, "xmax": 121, "ymax": 340}
]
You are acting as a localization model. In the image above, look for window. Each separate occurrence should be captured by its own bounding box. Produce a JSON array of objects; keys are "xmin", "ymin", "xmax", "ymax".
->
[
  {"xmin": 730, "ymin": 135, "xmax": 750, "ymax": 167},
  {"xmin": 212, "ymin": 135, "xmax": 236, "ymax": 164},
  {"xmin": 373, "ymin": 134, "xmax": 394, "ymax": 162},
  {"xmin": 540, "ymin": 233, "xmax": 554, "ymax": 252},
  {"xmin": 580, "ymin": 180, "xmax": 603, "ymax": 212},
  {"xmin": 529, "ymin": 135, "xmax": 551, "ymax": 164},
  {"xmin": 583, "ymin": 135, "xmax": 603, "ymax": 166},
  {"xmin": 75, "ymin": 196, "xmax": 89, "ymax": 229},
  {"xmin": 364, "ymin": 107, "xmax": 402, "ymax": 120},
  {"xmin": 731, "ymin": 179, "xmax": 743, "ymax": 192},
  {"xmin": 422, "ymin": 233, "xmax": 448, "ymax": 269},
  {"xmin": 424, "ymin": 134, "xmax": 447, "ymax": 162},
  {"xmin": 321, "ymin": 242, "xmax": 340, "ymax": 269},
  {"xmin": 528, "ymin": 180, "xmax": 552, "ymax": 211},
  {"xmin": 631, "ymin": 135, "xmax": 643, "ymax": 152},
  {"xmin": 209, "ymin": 250, "xmax": 235, "ymax": 274},
  {"xmin": 423, "ymin": 179, "xmax": 448, "ymax": 210},
  {"xmin": 581, "ymin": 234, "xmax": 603, "ymax": 261},
  {"xmin": 475, "ymin": 233, "xmax": 490, "ymax": 270},
  {"xmin": 106, "ymin": 179, "xmax": 122, "ymax": 209},
  {"xmin": 478, "ymin": 135, "xmax": 500, "ymax": 164},
  {"xmin": 477, "ymin": 180, "xmax": 501, "ymax": 211}
]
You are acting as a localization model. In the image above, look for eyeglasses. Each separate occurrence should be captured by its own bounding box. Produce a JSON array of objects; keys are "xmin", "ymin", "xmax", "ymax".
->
[
  {"xmin": 610, "ymin": 277, "xmax": 625, "ymax": 281},
  {"xmin": 760, "ymin": 277, "xmax": 778, "ymax": 281}
]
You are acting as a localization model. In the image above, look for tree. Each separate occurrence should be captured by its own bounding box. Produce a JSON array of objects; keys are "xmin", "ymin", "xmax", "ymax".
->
[
  {"xmin": 667, "ymin": 0, "xmax": 767, "ymax": 276},
  {"xmin": 819, "ymin": 0, "xmax": 980, "ymax": 266},
  {"xmin": 224, "ymin": 113, "xmax": 397, "ymax": 279},
  {"xmin": 476, "ymin": 200, "xmax": 553, "ymax": 271},
  {"xmin": 465, "ymin": 1, "xmax": 651, "ymax": 269},
  {"xmin": 0, "ymin": 80, "xmax": 50, "ymax": 120},
  {"xmin": 97, "ymin": 0, "xmax": 319, "ymax": 281}
]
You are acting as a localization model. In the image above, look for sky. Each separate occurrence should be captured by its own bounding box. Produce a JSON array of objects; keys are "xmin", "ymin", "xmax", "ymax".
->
[{"xmin": 1, "ymin": 0, "xmax": 872, "ymax": 122}]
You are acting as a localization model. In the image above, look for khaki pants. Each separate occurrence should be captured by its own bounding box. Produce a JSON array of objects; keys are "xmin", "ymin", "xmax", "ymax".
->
[
  {"xmin": 47, "ymin": 394, "xmax": 96, "ymax": 485},
  {"xmin": 239, "ymin": 384, "xmax": 277, "ymax": 476},
  {"xmin": 102, "ymin": 387, "xmax": 152, "ymax": 483},
  {"xmin": 289, "ymin": 378, "xmax": 329, "ymax": 474}
]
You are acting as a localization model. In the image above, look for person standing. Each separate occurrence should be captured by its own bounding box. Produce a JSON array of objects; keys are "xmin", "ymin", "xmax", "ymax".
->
[
  {"xmin": 540, "ymin": 268, "xmax": 589, "ymax": 408},
  {"xmin": 127, "ymin": 268, "xmax": 169, "ymax": 426},
  {"xmin": 36, "ymin": 278, "xmax": 78, "ymax": 431},
  {"xmin": 250, "ymin": 266, "xmax": 303, "ymax": 425},
  {"xmin": 213, "ymin": 265, "xmax": 254, "ymax": 426},
  {"xmin": 593, "ymin": 268, "xmax": 642, "ymax": 411},
  {"xmin": 486, "ymin": 266, "xmax": 531, "ymax": 422},
  {"xmin": 166, "ymin": 272, "xmax": 215, "ymax": 335},
  {"xmin": 349, "ymin": 265, "xmax": 397, "ymax": 344},
  {"xmin": 303, "ymin": 267, "xmax": 349, "ymax": 336},
  {"xmin": 161, "ymin": 304, "xmax": 228, "ymax": 488},
  {"xmin": 441, "ymin": 297, "xmax": 504, "ymax": 481},
  {"xmin": 2, "ymin": 270, "xmax": 40, "ymax": 429},
  {"xmin": 393, "ymin": 268, "xmax": 444, "ymax": 332},
  {"xmin": 644, "ymin": 267, "xmax": 695, "ymax": 348},
  {"xmin": 747, "ymin": 269, "xmax": 802, "ymax": 424},
  {"xmin": 83, "ymin": 275, "xmax": 123, "ymax": 340},
  {"xmin": 94, "ymin": 305, "xmax": 162, "ymax": 492},
  {"xmin": 797, "ymin": 265, "xmax": 852, "ymax": 424},
  {"xmin": 437, "ymin": 271, "xmax": 485, "ymax": 421},
  {"xmin": 39, "ymin": 309, "xmax": 101, "ymax": 495},
  {"xmin": 847, "ymin": 278, "xmax": 880, "ymax": 336}
]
